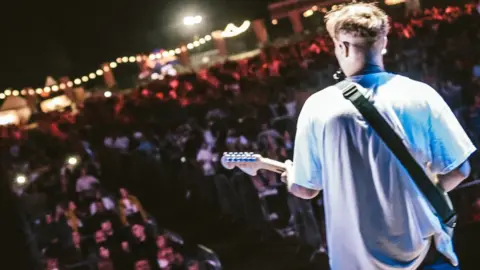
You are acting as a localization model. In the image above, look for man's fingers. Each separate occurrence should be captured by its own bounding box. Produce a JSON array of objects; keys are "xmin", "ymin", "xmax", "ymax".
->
[
  {"xmin": 285, "ymin": 159, "xmax": 293, "ymax": 167},
  {"xmin": 280, "ymin": 172, "xmax": 287, "ymax": 183}
]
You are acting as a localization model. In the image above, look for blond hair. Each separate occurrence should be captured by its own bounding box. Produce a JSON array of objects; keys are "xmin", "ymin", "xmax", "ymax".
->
[{"xmin": 325, "ymin": 2, "xmax": 390, "ymax": 43}]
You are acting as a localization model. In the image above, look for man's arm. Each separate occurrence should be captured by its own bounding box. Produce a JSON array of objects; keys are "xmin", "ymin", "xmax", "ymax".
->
[
  {"xmin": 75, "ymin": 180, "xmax": 82, "ymax": 193},
  {"xmin": 284, "ymin": 96, "xmax": 323, "ymax": 200},
  {"xmin": 426, "ymin": 84, "xmax": 476, "ymax": 191},
  {"xmin": 437, "ymin": 161, "xmax": 471, "ymax": 192},
  {"xmin": 290, "ymin": 182, "xmax": 320, "ymax": 199},
  {"xmin": 282, "ymin": 160, "xmax": 320, "ymax": 199}
]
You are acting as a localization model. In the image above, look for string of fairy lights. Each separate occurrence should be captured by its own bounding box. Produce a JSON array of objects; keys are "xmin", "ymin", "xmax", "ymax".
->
[
  {"xmin": 3, "ymin": 0, "xmax": 458, "ymax": 100},
  {"xmin": 0, "ymin": 20, "xmax": 252, "ymax": 100}
]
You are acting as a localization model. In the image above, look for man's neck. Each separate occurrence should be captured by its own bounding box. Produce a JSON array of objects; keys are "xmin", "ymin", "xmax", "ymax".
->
[{"xmin": 349, "ymin": 63, "xmax": 385, "ymax": 77}]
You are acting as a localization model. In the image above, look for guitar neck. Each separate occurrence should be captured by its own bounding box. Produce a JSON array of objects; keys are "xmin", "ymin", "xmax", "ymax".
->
[{"xmin": 258, "ymin": 157, "xmax": 287, "ymax": 175}]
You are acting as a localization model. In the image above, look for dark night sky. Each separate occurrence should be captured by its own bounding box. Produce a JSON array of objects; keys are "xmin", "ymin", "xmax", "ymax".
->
[{"xmin": 0, "ymin": 0, "xmax": 271, "ymax": 90}]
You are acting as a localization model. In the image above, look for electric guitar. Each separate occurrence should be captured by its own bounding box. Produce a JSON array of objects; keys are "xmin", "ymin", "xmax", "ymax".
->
[{"xmin": 220, "ymin": 152, "xmax": 287, "ymax": 176}]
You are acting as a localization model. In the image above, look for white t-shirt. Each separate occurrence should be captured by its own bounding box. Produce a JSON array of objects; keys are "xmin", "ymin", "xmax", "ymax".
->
[
  {"xmin": 473, "ymin": 65, "xmax": 480, "ymax": 78},
  {"xmin": 203, "ymin": 130, "xmax": 216, "ymax": 148},
  {"xmin": 90, "ymin": 197, "xmax": 116, "ymax": 214},
  {"xmin": 75, "ymin": 175, "xmax": 99, "ymax": 193},
  {"xmin": 104, "ymin": 136, "xmax": 130, "ymax": 151},
  {"xmin": 285, "ymin": 101, "xmax": 297, "ymax": 117},
  {"xmin": 292, "ymin": 72, "xmax": 476, "ymax": 270},
  {"xmin": 122, "ymin": 199, "xmax": 138, "ymax": 215},
  {"xmin": 196, "ymin": 148, "xmax": 215, "ymax": 176},
  {"xmin": 158, "ymin": 259, "xmax": 169, "ymax": 269}
]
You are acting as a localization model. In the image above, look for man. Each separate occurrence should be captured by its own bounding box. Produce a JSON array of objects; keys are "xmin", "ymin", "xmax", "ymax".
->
[
  {"xmin": 282, "ymin": 3, "xmax": 476, "ymax": 270},
  {"xmin": 60, "ymin": 231, "xmax": 88, "ymax": 265},
  {"xmin": 134, "ymin": 259, "xmax": 151, "ymax": 270},
  {"xmin": 75, "ymin": 167, "xmax": 99, "ymax": 194},
  {"xmin": 196, "ymin": 142, "xmax": 216, "ymax": 176}
]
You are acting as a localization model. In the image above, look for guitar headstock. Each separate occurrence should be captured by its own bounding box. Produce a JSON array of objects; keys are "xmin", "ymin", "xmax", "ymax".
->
[{"xmin": 221, "ymin": 152, "xmax": 263, "ymax": 176}]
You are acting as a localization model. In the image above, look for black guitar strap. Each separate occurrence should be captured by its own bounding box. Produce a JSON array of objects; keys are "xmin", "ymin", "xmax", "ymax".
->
[{"xmin": 335, "ymin": 80, "xmax": 457, "ymax": 228}]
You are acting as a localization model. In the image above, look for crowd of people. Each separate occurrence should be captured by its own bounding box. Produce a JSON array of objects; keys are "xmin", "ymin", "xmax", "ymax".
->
[
  {"xmin": 24, "ymin": 158, "xmax": 211, "ymax": 270},
  {"xmin": 2, "ymin": 2, "xmax": 480, "ymax": 269}
]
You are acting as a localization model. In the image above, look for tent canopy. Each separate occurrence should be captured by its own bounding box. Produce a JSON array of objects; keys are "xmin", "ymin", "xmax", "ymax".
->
[{"xmin": 0, "ymin": 96, "xmax": 28, "ymax": 111}]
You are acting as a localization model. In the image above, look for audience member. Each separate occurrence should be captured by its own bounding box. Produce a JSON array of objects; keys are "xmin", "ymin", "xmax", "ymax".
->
[{"xmin": 118, "ymin": 188, "xmax": 148, "ymax": 226}]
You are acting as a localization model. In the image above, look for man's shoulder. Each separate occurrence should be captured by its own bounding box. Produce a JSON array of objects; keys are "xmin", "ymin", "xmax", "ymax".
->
[
  {"xmin": 304, "ymin": 86, "xmax": 341, "ymax": 106},
  {"xmin": 386, "ymin": 74, "xmax": 435, "ymax": 92},
  {"xmin": 387, "ymin": 75, "xmax": 445, "ymax": 109},
  {"xmin": 303, "ymin": 74, "xmax": 439, "ymax": 108}
]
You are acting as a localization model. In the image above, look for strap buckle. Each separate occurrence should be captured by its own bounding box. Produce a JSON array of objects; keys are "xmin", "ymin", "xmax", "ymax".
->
[
  {"xmin": 444, "ymin": 214, "xmax": 457, "ymax": 228},
  {"xmin": 340, "ymin": 83, "xmax": 359, "ymax": 99}
]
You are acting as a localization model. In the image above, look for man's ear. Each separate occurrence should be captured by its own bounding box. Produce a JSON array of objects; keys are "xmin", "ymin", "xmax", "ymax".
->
[
  {"xmin": 382, "ymin": 36, "xmax": 388, "ymax": 55},
  {"xmin": 339, "ymin": 41, "xmax": 349, "ymax": 58}
]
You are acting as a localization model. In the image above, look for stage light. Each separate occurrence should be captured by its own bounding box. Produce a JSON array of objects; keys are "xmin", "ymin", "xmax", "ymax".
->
[
  {"xmin": 67, "ymin": 156, "xmax": 78, "ymax": 166},
  {"xmin": 303, "ymin": 10, "xmax": 314, "ymax": 17},
  {"xmin": 104, "ymin": 91, "xmax": 112, "ymax": 98},
  {"xmin": 16, "ymin": 175, "xmax": 27, "ymax": 185},
  {"xmin": 221, "ymin": 21, "xmax": 251, "ymax": 38},
  {"xmin": 184, "ymin": 15, "xmax": 202, "ymax": 26}
]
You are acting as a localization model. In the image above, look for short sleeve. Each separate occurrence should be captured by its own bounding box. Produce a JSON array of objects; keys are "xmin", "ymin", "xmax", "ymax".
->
[
  {"xmin": 427, "ymin": 87, "xmax": 476, "ymax": 174},
  {"xmin": 292, "ymin": 97, "xmax": 323, "ymax": 190}
]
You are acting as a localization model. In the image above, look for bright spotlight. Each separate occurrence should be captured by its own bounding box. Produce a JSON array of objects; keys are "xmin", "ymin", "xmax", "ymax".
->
[
  {"xmin": 67, "ymin": 156, "xmax": 78, "ymax": 166},
  {"xmin": 104, "ymin": 91, "xmax": 112, "ymax": 98},
  {"xmin": 184, "ymin": 15, "xmax": 202, "ymax": 26},
  {"xmin": 16, "ymin": 175, "xmax": 27, "ymax": 185}
]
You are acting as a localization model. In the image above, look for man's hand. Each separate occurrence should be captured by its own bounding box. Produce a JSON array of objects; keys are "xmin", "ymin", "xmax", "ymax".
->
[
  {"xmin": 281, "ymin": 159, "xmax": 294, "ymax": 189},
  {"xmin": 424, "ymin": 162, "xmax": 439, "ymax": 185}
]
